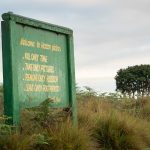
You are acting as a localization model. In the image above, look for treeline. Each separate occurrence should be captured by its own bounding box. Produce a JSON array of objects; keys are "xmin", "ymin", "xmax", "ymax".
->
[
  {"xmin": 115, "ymin": 65, "xmax": 150, "ymax": 98},
  {"xmin": 76, "ymin": 85, "xmax": 123, "ymax": 101}
]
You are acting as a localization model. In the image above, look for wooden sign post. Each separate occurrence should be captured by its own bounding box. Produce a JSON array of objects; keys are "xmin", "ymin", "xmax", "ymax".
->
[{"xmin": 1, "ymin": 12, "xmax": 77, "ymax": 125}]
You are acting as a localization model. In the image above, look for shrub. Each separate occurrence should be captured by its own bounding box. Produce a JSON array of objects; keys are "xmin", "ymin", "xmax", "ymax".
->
[
  {"xmin": 44, "ymin": 122, "xmax": 92, "ymax": 150},
  {"xmin": 93, "ymin": 111, "xmax": 150, "ymax": 150}
]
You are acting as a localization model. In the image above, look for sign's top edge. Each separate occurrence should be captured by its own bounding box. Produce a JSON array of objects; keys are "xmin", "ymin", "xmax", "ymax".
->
[{"xmin": 2, "ymin": 12, "xmax": 73, "ymax": 35}]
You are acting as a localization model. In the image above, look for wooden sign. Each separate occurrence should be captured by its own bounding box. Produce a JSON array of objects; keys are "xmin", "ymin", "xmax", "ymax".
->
[{"xmin": 1, "ymin": 12, "xmax": 77, "ymax": 125}]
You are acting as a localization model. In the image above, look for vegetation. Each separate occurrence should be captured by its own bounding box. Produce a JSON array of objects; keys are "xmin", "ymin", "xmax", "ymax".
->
[
  {"xmin": 115, "ymin": 65, "xmax": 150, "ymax": 98},
  {"xmin": 0, "ymin": 85, "xmax": 149, "ymax": 150}
]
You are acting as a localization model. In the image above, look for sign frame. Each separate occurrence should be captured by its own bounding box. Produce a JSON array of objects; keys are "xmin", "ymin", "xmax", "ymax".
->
[{"xmin": 1, "ymin": 12, "xmax": 77, "ymax": 125}]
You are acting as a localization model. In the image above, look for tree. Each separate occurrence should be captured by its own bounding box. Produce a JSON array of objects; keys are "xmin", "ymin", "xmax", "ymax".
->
[{"xmin": 115, "ymin": 65, "xmax": 150, "ymax": 98}]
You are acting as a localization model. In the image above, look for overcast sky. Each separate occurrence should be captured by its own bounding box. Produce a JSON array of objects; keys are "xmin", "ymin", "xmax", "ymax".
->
[{"xmin": 0, "ymin": 0, "xmax": 150, "ymax": 92}]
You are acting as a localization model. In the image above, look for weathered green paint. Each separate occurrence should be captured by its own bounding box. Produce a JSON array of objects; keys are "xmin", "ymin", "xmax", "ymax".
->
[{"xmin": 1, "ymin": 12, "xmax": 77, "ymax": 125}]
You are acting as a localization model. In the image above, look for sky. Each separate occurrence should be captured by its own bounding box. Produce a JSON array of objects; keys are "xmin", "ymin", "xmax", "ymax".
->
[{"xmin": 0, "ymin": 0, "xmax": 150, "ymax": 92}]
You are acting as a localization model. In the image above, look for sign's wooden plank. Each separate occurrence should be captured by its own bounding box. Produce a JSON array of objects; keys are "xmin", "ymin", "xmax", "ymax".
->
[{"xmin": 1, "ymin": 12, "xmax": 77, "ymax": 125}]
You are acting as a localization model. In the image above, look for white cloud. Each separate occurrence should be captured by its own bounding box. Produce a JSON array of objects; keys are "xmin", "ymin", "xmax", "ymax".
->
[
  {"xmin": 31, "ymin": 0, "xmax": 111, "ymax": 6},
  {"xmin": 65, "ymin": 0, "xmax": 111, "ymax": 6},
  {"xmin": 77, "ymin": 76, "xmax": 115, "ymax": 92},
  {"xmin": 0, "ymin": 0, "xmax": 150, "ymax": 91},
  {"xmin": 0, "ymin": 0, "xmax": 111, "ymax": 8}
]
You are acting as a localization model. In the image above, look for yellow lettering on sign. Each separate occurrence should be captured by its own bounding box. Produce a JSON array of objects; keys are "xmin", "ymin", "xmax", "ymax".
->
[
  {"xmin": 24, "ymin": 84, "xmax": 60, "ymax": 92},
  {"xmin": 46, "ymin": 75, "xmax": 58, "ymax": 83},
  {"xmin": 36, "ymin": 41, "xmax": 41, "ymax": 48},
  {"xmin": 24, "ymin": 74, "xmax": 46, "ymax": 82},
  {"xmin": 52, "ymin": 44, "xmax": 61, "ymax": 52},
  {"xmin": 24, "ymin": 63, "xmax": 54, "ymax": 73},
  {"xmin": 42, "ymin": 85, "xmax": 60, "ymax": 92},
  {"xmin": 20, "ymin": 39, "xmax": 62, "ymax": 53},
  {"xmin": 34, "ymin": 84, "xmax": 43, "ymax": 92},
  {"xmin": 40, "ymin": 55, "xmax": 48, "ymax": 63},
  {"xmin": 24, "ymin": 53, "xmax": 39, "ymax": 62},
  {"xmin": 20, "ymin": 38, "xmax": 35, "ymax": 47},
  {"xmin": 24, "ymin": 84, "xmax": 34, "ymax": 92},
  {"xmin": 40, "ymin": 42, "xmax": 51, "ymax": 50}
]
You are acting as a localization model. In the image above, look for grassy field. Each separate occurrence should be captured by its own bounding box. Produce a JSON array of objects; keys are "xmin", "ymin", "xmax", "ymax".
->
[{"xmin": 0, "ymin": 86, "xmax": 150, "ymax": 150}]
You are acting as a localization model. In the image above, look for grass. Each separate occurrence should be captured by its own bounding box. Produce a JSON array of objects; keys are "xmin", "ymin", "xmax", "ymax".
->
[
  {"xmin": 139, "ymin": 99, "xmax": 150, "ymax": 121},
  {"xmin": 93, "ymin": 111, "xmax": 150, "ymax": 150},
  {"xmin": 0, "ymin": 87, "xmax": 149, "ymax": 150},
  {"xmin": 78, "ymin": 96, "xmax": 150, "ymax": 150}
]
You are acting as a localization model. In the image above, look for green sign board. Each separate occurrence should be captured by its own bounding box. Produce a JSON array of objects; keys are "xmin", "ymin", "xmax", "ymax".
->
[{"xmin": 1, "ymin": 12, "xmax": 77, "ymax": 125}]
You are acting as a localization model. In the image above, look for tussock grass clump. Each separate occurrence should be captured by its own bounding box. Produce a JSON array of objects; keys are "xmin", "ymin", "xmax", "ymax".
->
[
  {"xmin": 0, "ymin": 134, "xmax": 45, "ymax": 150},
  {"xmin": 19, "ymin": 100, "xmax": 92, "ymax": 150},
  {"xmin": 78, "ymin": 98, "xmax": 114, "ymax": 130},
  {"xmin": 93, "ymin": 111, "xmax": 150, "ymax": 150},
  {"xmin": 93, "ymin": 113, "xmax": 141, "ymax": 150},
  {"xmin": 45, "ymin": 123, "xmax": 91, "ymax": 150},
  {"xmin": 78, "ymin": 99, "xmax": 150, "ymax": 150},
  {"xmin": 0, "ymin": 120, "xmax": 91, "ymax": 150},
  {"xmin": 0, "ymin": 99, "xmax": 92, "ymax": 150},
  {"xmin": 2, "ymin": 124, "xmax": 91, "ymax": 150}
]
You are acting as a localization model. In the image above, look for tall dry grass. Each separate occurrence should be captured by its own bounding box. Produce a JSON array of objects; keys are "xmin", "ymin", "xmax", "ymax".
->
[
  {"xmin": 78, "ymin": 98, "xmax": 150, "ymax": 150},
  {"xmin": 0, "ymin": 87, "xmax": 150, "ymax": 150}
]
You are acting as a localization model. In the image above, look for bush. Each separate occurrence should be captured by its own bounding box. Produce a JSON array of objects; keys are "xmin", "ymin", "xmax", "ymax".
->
[
  {"xmin": 0, "ymin": 122, "xmax": 91, "ymax": 150},
  {"xmin": 45, "ymin": 122, "xmax": 91, "ymax": 150},
  {"xmin": 0, "ymin": 90, "xmax": 149, "ymax": 150},
  {"xmin": 93, "ymin": 111, "xmax": 150, "ymax": 150}
]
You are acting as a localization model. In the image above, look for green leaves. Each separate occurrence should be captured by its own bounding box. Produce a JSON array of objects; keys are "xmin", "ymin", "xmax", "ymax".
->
[{"xmin": 115, "ymin": 65, "xmax": 150, "ymax": 98}]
